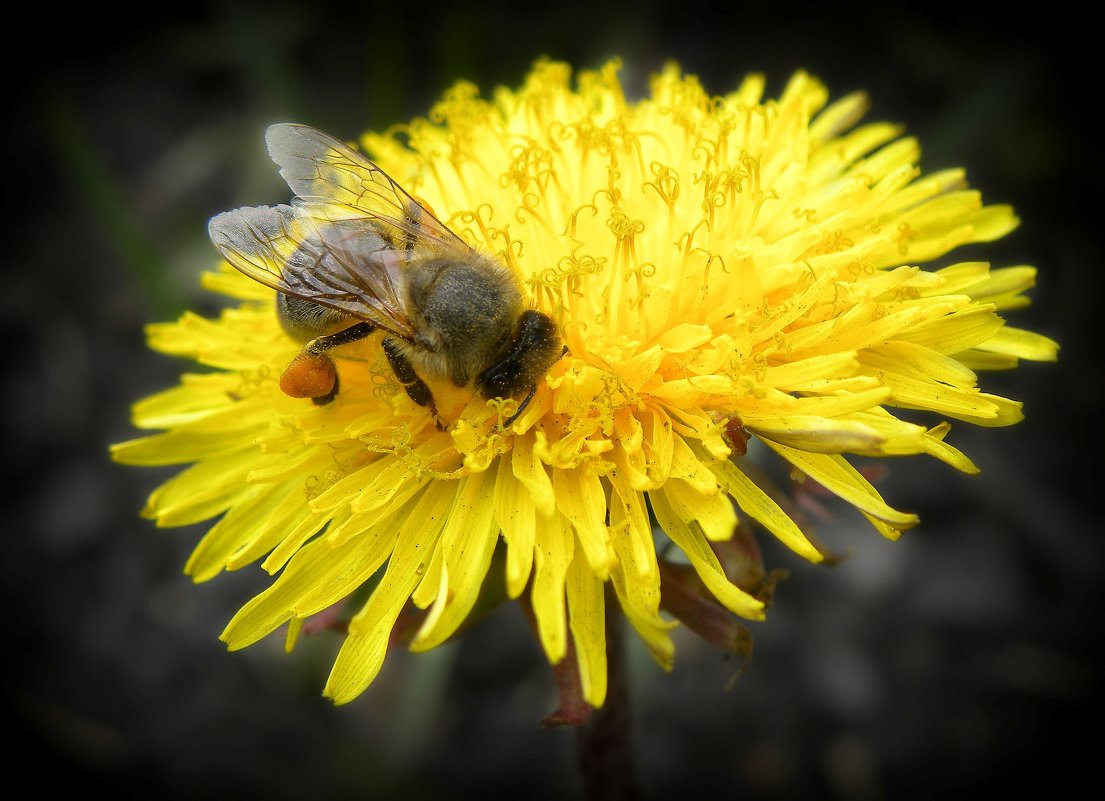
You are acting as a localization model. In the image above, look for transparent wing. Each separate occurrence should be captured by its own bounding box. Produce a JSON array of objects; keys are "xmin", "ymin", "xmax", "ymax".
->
[
  {"xmin": 208, "ymin": 204, "xmax": 419, "ymax": 340},
  {"xmin": 265, "ymin": 123, "xmax": 470, "ymax": 252}
]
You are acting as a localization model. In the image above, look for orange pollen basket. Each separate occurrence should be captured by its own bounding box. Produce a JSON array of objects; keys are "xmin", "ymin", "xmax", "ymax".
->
[{"xmin": 279, "ymin": 352, "xmax": 338, "ymax": 399}]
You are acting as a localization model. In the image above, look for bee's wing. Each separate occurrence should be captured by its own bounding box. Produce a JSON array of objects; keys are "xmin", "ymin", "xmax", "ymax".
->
[
  {"xmin": 208, "ymin": 204, "xmax": 419, "ymax": 340},
  {"xmin": 265, "ymin": 123, "xmax": 470, "ymax": 253}
]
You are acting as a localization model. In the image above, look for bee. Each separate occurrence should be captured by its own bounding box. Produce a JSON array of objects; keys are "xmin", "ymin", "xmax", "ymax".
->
[{"xmin": 208, "ymin": 123, "xmax": 564, "ymax": 428}]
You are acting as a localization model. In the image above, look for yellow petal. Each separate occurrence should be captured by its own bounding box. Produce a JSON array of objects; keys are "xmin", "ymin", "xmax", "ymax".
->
[
  {"xmin": 649, "ymin": 490, "xmax": 764, "ymax": 620},
  {"xmin": 225, "ymin": 486, "xmax": 315, "ymax": 571},
  {"xmin": 128, "ymin": 373, "xmax": 241, "ymax": 428},
  {"xmin": 865, "ymin": 341, "xmax": 979, "ymax": 387},
  {"xmin": 764, "ymin": 442, "xmax": 919, "ymax": 531},
  {"xmin": 512, "ymin": 433, "xmax": 556, "ymax": 516},
  {"xmin": 111, "ymin": 422, "xmax": 265, "ymax": 466},
  {"xmin": 898, "ymin": 307, "xmax": 1004, "ymax": 354},
  {"xmin": 262, "ymin": 508, "xmax": 333, "ymax": 573},
  {"xmin": 323, "ymin": 483, "xmax": 457, "ymax": 703},
  {"xmin": 221, "ymin": 504, "xmax": 396, "ymax": 652},
  {"xmin": 567, "ymin": 553, "xmax": 607, "ymax": 708},
  {"xmin": 706, "ymin": 455, "xmax": 823, "ymax": 562},
  {"xmin": 660, "ymin": 477, "xmax": 737, "ymax": 542},
  {"xmin": 747, "ymin": 415, "xmax": 885, "ymax": 453},
  {"xmin": 761, "ymin": 352, "xmax": 861, "ymax": 390},
  {"xmin": 141, "ymin": 448, "xmax": 258, "ymax": 526},
  {"xmin": 411, "ymin": 471, "xmax": 500, "ymax": 651},
  {"xmin": 608, "ymin": 550, "xmax": 675, "ymax": 670},
  {"xmin": 186, "ymin": 481, "xmax": 299, "ymax": 581},
  {"xmin": 980, "ymin": 326, "xmax": 1059, "ymax": 362},
  {"xmin": 494, "ymin": 455, "xmax": 537, "ymax": 598},
  {"xmin": 529, "ymin": 515, "xmax": 575, "ymax": 663},
  {"xmin": 808, "ymin": 91, "xmax": 870, "ymax": 143},
  {"xmin": 922, "ymin": 423, "xmax": 980, "ymax": 474},
  {"xmin": 553, "ymin": 468, "xmax": 615, "ymax": 577},
  {"xmin": 968, "ymin": 204, "xmax": 1019, "ymax": 241},
  {"xmin": 668, "ymin": 434, "xmax": 722, "ymax": 494},
  {"xmin": 608, "ymin": 467, "xmax": 659, "ymax": 579}
]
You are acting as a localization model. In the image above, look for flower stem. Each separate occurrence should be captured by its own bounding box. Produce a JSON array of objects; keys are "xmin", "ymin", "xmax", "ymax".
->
[{"xmin": 576, "ymin": 606, "xmax": 640, "ymax": 801}]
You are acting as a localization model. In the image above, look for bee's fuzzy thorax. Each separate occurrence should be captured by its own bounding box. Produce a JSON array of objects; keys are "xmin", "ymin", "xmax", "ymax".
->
[{"xmin": 402, "ymin": 254, "xmax": 526, "ymax": 386}]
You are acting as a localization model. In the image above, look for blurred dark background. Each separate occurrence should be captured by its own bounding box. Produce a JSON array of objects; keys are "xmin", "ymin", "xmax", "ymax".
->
[{"xmin": 6, "ymin": 2, "xmax": 1100, "ymax": 798}]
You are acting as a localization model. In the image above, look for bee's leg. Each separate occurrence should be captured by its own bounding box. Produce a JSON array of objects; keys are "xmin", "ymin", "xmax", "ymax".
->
[
  {"xmin": 305, "ymin": 322, "xmax": 376, "ymax": 356},
  {"xmin": 283, "ymin": 322, "xmax": 376, "ymax": 406},
  {"xmin": 382, "ymin": 337, "xmax": 443, "ymax": 429}
]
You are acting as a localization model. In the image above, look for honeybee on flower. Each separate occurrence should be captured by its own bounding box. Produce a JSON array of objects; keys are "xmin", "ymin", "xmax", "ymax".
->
[{"xmin": 208, "ymin": 124, "xmax": 564, "ymax": 428}]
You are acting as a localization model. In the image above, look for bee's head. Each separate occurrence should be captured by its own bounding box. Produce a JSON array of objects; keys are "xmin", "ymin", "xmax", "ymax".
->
[{"xmin": 475, "ymin": 310, "xmax": 563, "ymax": 402}]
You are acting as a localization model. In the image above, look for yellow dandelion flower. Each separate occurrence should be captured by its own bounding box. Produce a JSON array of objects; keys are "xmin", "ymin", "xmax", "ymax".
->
[{"xmin": 112, "ymin": 60, "xmax": 1057, "ymax": 709}]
